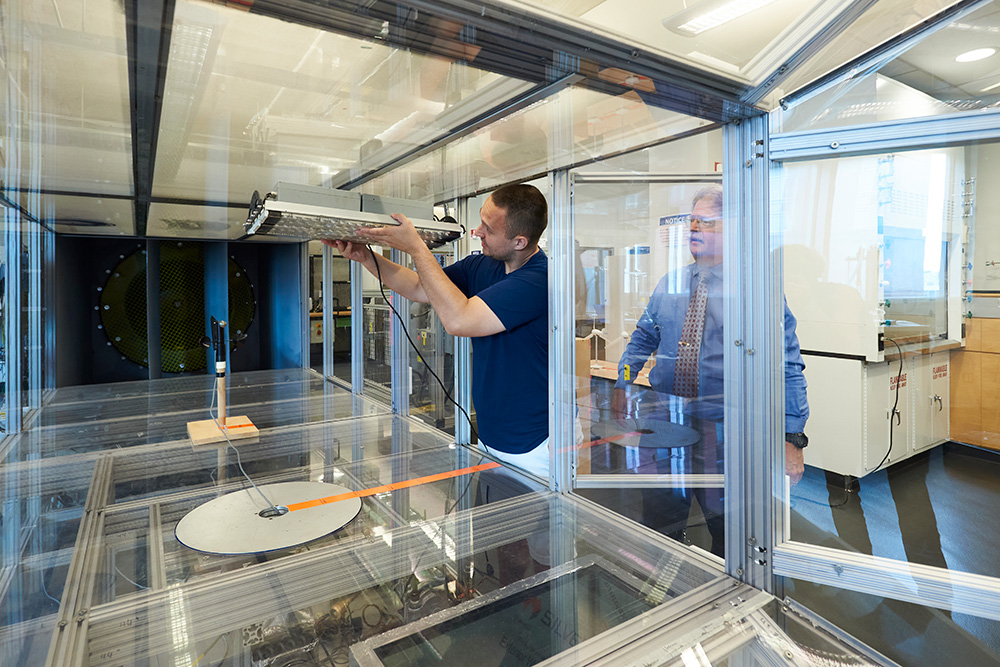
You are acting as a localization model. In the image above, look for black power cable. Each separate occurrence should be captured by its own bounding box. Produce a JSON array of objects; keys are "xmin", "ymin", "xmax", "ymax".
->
[
  {"xmin": 872, "ymin": 338, "xmax": 904, "ymax": 474},
  {"xmin": 366, "ymin": 245, "xmax": 481, "ymax": 448},
  {"xmin": 366, "ymin": 244, "xmax": 496, "ymax": 602}
]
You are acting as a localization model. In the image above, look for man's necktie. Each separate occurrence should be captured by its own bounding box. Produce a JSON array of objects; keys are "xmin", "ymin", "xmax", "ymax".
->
[{"xmin": 673, "ymin": 273, "xmax": 708, "ymax": 398}]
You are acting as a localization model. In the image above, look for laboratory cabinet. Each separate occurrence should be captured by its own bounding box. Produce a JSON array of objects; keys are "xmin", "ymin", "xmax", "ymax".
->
[{"xmin": 803, "ymin": 351, "xmax": 950, "ymax": 479}]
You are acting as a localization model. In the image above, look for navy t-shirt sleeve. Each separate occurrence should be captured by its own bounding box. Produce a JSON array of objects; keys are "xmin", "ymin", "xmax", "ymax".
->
[
  {"xmin": 475, "ymin": 261, "xmax": 548, "ymax": 331},
  {"xmin": 443, "ymin": 259, "xmax": 470, "ymax": 295}
]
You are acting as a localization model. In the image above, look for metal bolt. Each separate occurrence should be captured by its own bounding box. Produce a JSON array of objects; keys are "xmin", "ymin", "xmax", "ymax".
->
[
  {"xmin": 58, "ymin": 621, "xmax": 67, "ymax": 628},
  {"xmin": 747, "ymin": 348, "xmax": 755, "ymax": 355},
  {"xmin": 834, "ymin": 564, "xmax": 844, "ymax": 574},
  {"xmin": 785, "ymin": 650, "xmax": 794, "ymax": 659},
  {"xmin": 830, "ymin": 141, "xmax": 840, "ymax": 149},
  {"xmin": 736, "ymin": 568, "xmax": 743, "ymax": 576},
  {"xmin": 734, "ymin": 340, "xmax": 742, "ymax": 346},
  {"xmin": 745, "ymin": 159, "xmax": 752, "ymax": 167}
]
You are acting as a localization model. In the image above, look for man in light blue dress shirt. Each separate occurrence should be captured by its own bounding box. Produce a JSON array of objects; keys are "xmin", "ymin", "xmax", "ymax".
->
[{"xmin": 613, "ymin": 184, "xmax": 809, "ymax": 557}]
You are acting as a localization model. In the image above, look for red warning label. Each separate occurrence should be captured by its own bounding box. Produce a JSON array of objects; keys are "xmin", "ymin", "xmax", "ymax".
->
[
  {"xmin": 889, "ymin": 373, "xmax": 907, "ymax": 390},
  {"xmin": 932, "ymin": 365, "xmax": 948, "ymax": 379}
]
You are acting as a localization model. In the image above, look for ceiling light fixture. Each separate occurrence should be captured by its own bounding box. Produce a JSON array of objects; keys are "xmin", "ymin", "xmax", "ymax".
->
[
  {"xmin": 981, "ymin": 80, "xmax": 1000, "ymax": 93},
  {"xmin": 956, "ymin": 47, "xmax": 996, "ymax": 63},
  {"xmin": 663, "ymin": 0, "xmax": 780, "ymax": 36}
]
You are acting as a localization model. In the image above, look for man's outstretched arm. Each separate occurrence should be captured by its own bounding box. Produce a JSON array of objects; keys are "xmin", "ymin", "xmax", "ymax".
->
[
  {"xmin": 323, "ymin": 239, "xmax": 429, "ymax": 303},
  {"xmin": 357, "ymin": 216, "xmax": 505, "ymax": 338}
]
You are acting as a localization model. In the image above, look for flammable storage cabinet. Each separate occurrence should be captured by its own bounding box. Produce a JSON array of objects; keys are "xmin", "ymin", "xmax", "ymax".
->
[
  {"xmin": 780, "ymin": 148, "xmax": 972, "ymax": 479},
  {"xmin": 802, "ymin": 351, "xmax": 951, "ymax": 478}
]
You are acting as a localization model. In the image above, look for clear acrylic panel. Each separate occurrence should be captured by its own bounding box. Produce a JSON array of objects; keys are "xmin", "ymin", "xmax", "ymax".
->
[
  {"xmin": 7, "ymin": 370, "xmax": 386, "ymax": 462},
  {"xmin": 363, "ymin": 248, "xmax": 395, "ymax": 401},
  {"xmin": 770, "ymin": 0, "xmax": 981, "ymax": 126},
  {"xmin": 0, "ymin": 0, "xmax": 133, "ymax": 196},
  {"xmin": 778, "ymin": 139, "xmax": 1000, "ymax": 585},
  {"xmin": 408, "ymin": 262, "xmax": 457, "ymax": 437},
  {"xmin": 146, "ymin": 202, "xmax": 245, "ymax": 240},
  {"xmin": 784, "ymin": 578, "xmax": 1000, "ymax": 666},
  {"xmin": 361, "ymin": 85, "xmax": 711, "ymax": 203},
  {"xmin": 571, "ymin": 136, "xmax": 733, "ymax": 558},
  {"xmin": 83, "ymin": 469, "xmax": 719, "ymax": 667},
  {"xmin": 32, "ymin": 195, "xmax": 134, "ymax": 237},
  {"xmin": 152, "ymin": 0, "xmax": 533, "ymax": 205},
  {"xmin": 513, "ymin": 0, "xmax": 829, "ymax": 84},
  {"xmin": 0, "ymin": 216, "xmax": 6, "ymax": 434}
]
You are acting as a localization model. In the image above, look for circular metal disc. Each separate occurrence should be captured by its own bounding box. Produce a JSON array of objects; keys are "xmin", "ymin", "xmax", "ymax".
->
[
  {"xmin": 175, "ymin": 481, "xmax": 362, "ymax": 555},
  {"xmin": 592, "ymin": 417, "xmax": 701, "ymax": 449}
]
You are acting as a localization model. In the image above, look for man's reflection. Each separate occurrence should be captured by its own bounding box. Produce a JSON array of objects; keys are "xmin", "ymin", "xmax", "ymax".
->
[{"xmin": 611, "ymin": 185, "xmax": 810, "ymax": 557}]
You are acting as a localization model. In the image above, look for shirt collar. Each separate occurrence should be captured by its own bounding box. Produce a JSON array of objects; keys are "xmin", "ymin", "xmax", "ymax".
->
[{"xmin": 691, "ymin": 262, "xmax": 722, "ymax": 284}]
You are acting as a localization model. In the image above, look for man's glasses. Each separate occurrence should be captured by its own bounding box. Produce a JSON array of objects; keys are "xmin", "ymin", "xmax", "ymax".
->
[{"xmin": 689, "ymin": 216, "xmax": 722, "ymax": 230}]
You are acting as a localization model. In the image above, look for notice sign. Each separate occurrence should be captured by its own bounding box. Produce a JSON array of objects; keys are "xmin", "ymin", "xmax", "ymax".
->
[
  {"xmin": 933, "ymin": 364, "xmax": 948, "ymax": 380},
  {"xmin": 659, "ymin": 214, "xmax": 689, "ymax": 250}
]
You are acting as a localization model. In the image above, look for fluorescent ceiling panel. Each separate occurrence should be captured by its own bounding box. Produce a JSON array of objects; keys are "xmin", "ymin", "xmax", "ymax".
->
[
  {"xmin": 152, "ymin": 0, "xmax": 532, "ymax": 205},
  {"xmin": 0, "ymin": 0, "xmax": 132, "ymax": 195}
]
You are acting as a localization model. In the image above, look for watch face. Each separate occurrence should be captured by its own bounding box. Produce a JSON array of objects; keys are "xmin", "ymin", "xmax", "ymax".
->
[{"xmin": 786, "ymin": 433, "xmax": 808, "ymax": 447}]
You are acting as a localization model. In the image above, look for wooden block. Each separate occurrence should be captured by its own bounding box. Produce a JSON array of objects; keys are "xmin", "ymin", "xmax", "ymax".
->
[
  {"xmin": 576, "ymin": 337, "xmax": 592, "ymax": 399},
  {"xmin": 186, "ymin": 415, "xmax": 259, "ymax": 446}
]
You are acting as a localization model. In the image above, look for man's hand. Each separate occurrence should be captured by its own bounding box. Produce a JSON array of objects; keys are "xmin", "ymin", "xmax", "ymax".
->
[
  {"xmin": 785, "ymin": 440, "xmax": 804, "ymax": 486},
  {"xmin": 358, "ymin": 214, "xmax": 425, "ymax": 256},
  {"xmin": 611, "ymin": 388, "xmax": 630, "ymax": 420},
  {"xmin": 322, "ymin": 239, "xmax": 370, "ymax": 263}
]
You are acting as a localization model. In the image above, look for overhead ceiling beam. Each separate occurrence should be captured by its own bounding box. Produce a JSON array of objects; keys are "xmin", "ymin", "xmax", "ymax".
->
[{"xmin": 125, "ymin": 0, "xmax": 177, "ymax": 237}]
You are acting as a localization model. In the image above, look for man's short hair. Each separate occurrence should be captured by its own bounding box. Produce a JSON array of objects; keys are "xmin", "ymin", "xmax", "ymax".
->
[
  {"xmin": 491, "ymin": 184, "xmax": 548, "ymax": 246},
  {"xmin": 692, "ymin": 184, "xmax": 723, "ymax": 214}
]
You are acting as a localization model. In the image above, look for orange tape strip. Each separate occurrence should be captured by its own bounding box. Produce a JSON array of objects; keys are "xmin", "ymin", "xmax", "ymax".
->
[
  {"xmin": 286, "ymin": 461, "xmax": 501, "ymax": 512},
  {"xmin": 223, "ymin": 423, "xmax": 256, "ymax": 430}
]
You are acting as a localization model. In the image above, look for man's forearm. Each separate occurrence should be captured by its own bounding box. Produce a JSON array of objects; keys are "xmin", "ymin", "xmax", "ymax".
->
[
  {"xmin": 361, "ymin": 251, "xmax": 428, "ymax": 303},
  {"xmin": 407, "ymin": 244, "xmax": 474, "ymax": 330}
]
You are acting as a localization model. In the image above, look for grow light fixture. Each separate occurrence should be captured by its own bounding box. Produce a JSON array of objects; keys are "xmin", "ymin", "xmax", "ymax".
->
[{"xmin": 245, "ymin": 184, "xmax": 462, "ymax": 248}]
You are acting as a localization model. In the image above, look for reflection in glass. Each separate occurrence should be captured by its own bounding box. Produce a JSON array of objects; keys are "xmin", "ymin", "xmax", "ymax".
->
[
  {"xmin": 779, "ymin": 141, "xmax": 1000, "ymax": 598},
  {"xmin": 785, "ymin": 578, "xmax": 1000, "ymax": 666},
  {"xmin": 773, "ymin": 0, "xmax": 991, "ymax": 128},
  {"xmin": 362, "ymin": 86, "xmax": 709, "ymax": 202},
  {"xmin": 153, "ymin": 0, "xmax": 529, "ymax": 203},
  {"xmin": 593, "ymin": 184, "xmax": 808, "ymax": 557},
  {"xmin": 518, "ymin": 0, "xmax": 826, "ymax": 83}
]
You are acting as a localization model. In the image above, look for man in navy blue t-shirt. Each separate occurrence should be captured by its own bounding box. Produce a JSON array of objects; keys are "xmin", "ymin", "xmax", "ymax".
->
[{"xmin": 325, "ymin": 184, "xmax": 549, "ymax": 465}]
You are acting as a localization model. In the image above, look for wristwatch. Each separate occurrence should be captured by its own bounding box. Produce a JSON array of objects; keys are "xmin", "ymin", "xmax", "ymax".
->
[{"xmin": 785, "ymin": 432, "xmax": 808, "ymax": 449}]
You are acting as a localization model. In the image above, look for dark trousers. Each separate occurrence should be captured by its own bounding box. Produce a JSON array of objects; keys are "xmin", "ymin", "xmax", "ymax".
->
[{"xmin": 638, "ymin": 418, "xmax": 725, "ymax": 557}]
